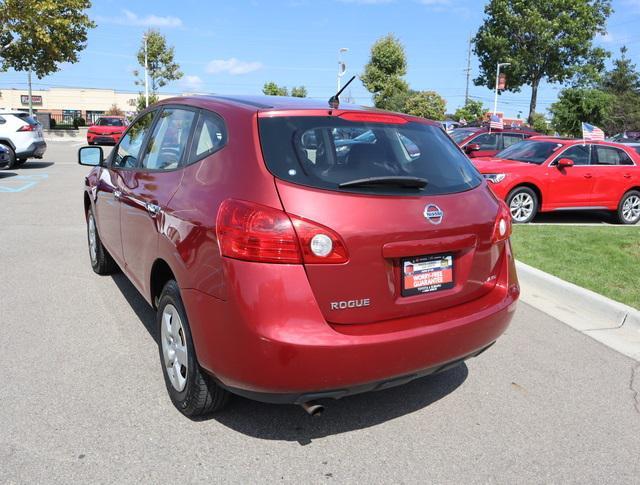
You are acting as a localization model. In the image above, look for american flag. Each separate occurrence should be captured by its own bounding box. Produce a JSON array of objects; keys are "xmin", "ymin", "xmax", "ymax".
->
[
  {"xmin": 582, "ymin": 122, "xmax": 605, "ymax": 141},
  {"xmin": 489, "ymin": 114, "xmax": 503, "ymax": 130}
]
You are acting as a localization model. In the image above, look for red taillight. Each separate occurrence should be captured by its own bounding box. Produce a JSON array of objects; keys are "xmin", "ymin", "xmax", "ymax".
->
[
  {"xmin": 216, "ymin": 199, "xmax": 348, "ymax": 264},
  {"xmin": 17, "ymin": 124, "xmax": 36, "ymax": 132},
  {"xmin": 338, "ymin": 112, "xmax": 408, "ymax": 124},
  {"xmin": 492, "ymin": 201, "xmax": 512, "ymax": 243}
]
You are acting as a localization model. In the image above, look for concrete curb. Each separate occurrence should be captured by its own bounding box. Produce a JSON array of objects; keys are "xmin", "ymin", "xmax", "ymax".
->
[{"xmin": 516, "ymin": 261, "xmax": 640, "ymax": 361}]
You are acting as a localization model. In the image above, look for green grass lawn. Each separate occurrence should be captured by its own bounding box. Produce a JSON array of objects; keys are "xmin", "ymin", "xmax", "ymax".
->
[{"xmin": 511, "ymin": 225, "xmax": 640, "ymax": 309}]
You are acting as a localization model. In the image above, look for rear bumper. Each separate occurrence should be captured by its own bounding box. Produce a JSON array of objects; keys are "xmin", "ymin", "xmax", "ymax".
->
[
  {"xmin": 16, "ymin": 141, "xmax": 46, "ymax": 159},
  {"xmin": 183, "ymin": 242, "xmax": 519, "ymax": 403}
]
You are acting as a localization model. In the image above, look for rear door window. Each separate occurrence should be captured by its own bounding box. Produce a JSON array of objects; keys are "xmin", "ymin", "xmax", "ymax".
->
[
  {"xmin": 471, "ymin": 133, "xmax": 499, "ymax": 150},
  {"xmin": 502, "ymin": 133, "xmax": 524, "ymax": 149},
  {"xmin": 259, "ymin": 116, "xmax": 482, "ymax": 196},
  {"xmin": 593, "ymin": 146, "xmax": 633, "ymax": 166}
]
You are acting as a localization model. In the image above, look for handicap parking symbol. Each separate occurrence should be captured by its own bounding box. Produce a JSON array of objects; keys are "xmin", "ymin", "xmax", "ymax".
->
[{"xmin": 0, "ymin": 173, "xmax": 49, "ymax": 193}]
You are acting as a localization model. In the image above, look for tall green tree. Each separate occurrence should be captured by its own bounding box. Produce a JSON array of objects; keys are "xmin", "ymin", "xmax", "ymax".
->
[
  {"xmin": 290, "ymin": 86, "xmax": 307, "ymax": 98},
  {"xmin": 361, "ymin": 34, "xmax": 409, "ymax": 111},
  {"xmin": 453, "ymin": 99, "xmax": 486, "ymax": 123},
  {"xmin": 262, "ymin": 81, "xmax": 288, "ymax": 96},
  {"xmin": 403, "ymin": 90, "xmax": 446, "ymax": 120},
  {"xmin": 134, "ymin": 30, "xmax": 182, "ymax": 94},
  {"xmin": 601, "ymin": 46, "xmax": 640, "ymax": 95},
  {"xmin": 600, "ymin": 47, "xmax": 640, "ymax": 133},
  {"xmin": 0, "ymin": 0, "xmax": 95, "ymax": 78},
  {"xmin": 473, "ymin": 0, "xmax": 612, "ymax": 124},
  {"xmin": 549, "ymin": 87, "xmax": 613, "ymax": 136}
]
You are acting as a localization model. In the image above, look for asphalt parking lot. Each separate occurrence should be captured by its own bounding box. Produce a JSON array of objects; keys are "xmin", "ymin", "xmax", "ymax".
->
[{"xmin": 1, "ymin": 139, "xmax": 639, "ymax": 484}]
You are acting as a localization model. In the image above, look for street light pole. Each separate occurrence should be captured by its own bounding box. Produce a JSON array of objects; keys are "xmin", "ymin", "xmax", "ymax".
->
[
  {"xmin": 493, "ymin": 62, "xmax": 510, "ymax": 115},
  {"xmin": 337, "ymin": 47, "xmax": 348, "ymax": 91},
  {"xmin": 144, "ymin": 34, "xmax": 149, "ymax": 108},
  {"xmin": 27, "ymin": 68, "xmax": 33, "ymax": 117}
]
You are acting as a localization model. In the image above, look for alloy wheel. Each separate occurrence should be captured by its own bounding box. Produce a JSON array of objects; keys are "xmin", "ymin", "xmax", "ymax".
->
[
  {"xmin": 161, "ymin": 304, "xmax": 189, "ymax": 392},
  {"xmin": 622, "ymin": 195, "xmax": 640, "ymax": 223},
  {"xmin": 88, "ymin": 213, "xmax": 97, "ymax": 264},
  {"xmin": 509, "ymin": 192, "xmax": 534, "ymax": 223}
]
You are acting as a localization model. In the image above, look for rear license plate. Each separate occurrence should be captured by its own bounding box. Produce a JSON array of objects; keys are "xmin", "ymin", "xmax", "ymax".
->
[{"xmin": 401, "ymin": 254, "xmax": 454, "ymax": 297}]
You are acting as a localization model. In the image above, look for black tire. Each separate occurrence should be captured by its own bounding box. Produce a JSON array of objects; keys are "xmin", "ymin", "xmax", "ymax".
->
[
  {"xmin": 2, "ymin": 144, "xmax": 16, "ymax": 169},
  {"xmin": 157, "ymin": 280, "xmax": 229, "ymax": 417},
  {"xmin": 506, "ymin": 186, "xmax": 539, "ymax": 224},
  {"xmin": 617, "ymin": 190, "xmax": 640, "ymax": 225},
  {"xmin": 86, "ymin": 206, "xmax": 118, "ymax": 274}
]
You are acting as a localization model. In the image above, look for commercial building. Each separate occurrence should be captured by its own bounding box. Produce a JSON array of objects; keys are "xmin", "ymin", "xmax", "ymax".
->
[{"xmin": 0, "ymin": 86, "xmax": 177, "ymax": 124}]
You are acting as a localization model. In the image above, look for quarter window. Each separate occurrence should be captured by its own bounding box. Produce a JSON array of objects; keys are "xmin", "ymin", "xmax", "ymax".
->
[
  {"xmin": 557, "ymin": 145, "xmax": 590, "ymax": 166},
  {"xmin": 113, "ymin": 111, "xmax": 155, "ymax": 169},
  {"xmin": 188, "ymin": 111, "xmax": 227, "ymax": 163},
  {"xmin": 141, "ymin": 108, "xmax": 196, "ymax": 170}
]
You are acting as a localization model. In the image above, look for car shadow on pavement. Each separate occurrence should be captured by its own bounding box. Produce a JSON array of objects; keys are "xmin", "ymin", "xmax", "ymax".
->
[
  {"xmin": 0, "ymin": 171, "xmax": 17, "ymax": 179},
  {"xmin": 20, "ymin": 161, "xmax": 55, "ymax": 169},
  {"xmin": 109, "ymin": 270, "xmax": 468, "ymax": 444}
]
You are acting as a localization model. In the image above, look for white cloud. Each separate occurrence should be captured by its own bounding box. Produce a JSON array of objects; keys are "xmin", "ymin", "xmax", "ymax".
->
[
  {"xmin": 183, "ymin": 75, "xmax": 204, "ymax": 90},
  {"xmin": 206, "ymin": 58, "xmax": 264, "ymax": 75},
  {"xmin": 114, "ymin": 9, "xmax": 183, "ymax": 28}
]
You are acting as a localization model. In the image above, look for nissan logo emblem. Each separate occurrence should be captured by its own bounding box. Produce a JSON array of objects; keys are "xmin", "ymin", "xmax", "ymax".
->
[{"xmin": 424, "ymin": 204, "xmax": 444, "ymax": 224}]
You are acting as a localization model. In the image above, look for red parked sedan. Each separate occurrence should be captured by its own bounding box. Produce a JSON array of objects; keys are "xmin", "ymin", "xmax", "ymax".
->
[
  {"xmin": 473, "ymin": 137, "xmax": 640, "ymax": 224},
  {"xmin": 78, "ymin": 96, "xmax": 519, "ymax": 416},
  {"xmin": 87, "ymin": 116, "xmax": 127, "ymax": 145},
  {"xmin": 450, "ymin": 126, "xmax": 538, "ymax": 158}
]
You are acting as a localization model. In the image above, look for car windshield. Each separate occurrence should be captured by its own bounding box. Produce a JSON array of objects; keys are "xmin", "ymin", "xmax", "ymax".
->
[
  {"xmin": 495, "ymin": 140, "xmax": 563, "ymax": 164},
  {"xmin": 259, "ymin": 116, "xmax": 482, "ymax": 196},
  {"xmin": 449, "ymin": 128, "xmax": 477, "ymax": 144},
  {"xmin": 97, "ymin": 118, "xmax": 124, "ymax": 126}
]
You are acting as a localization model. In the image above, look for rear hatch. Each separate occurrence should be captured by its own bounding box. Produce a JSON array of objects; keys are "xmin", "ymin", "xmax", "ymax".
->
[
  {"xmin": 14, "ymin": 113, "xmax": 44, "ymax": 141},
  {"xmin": 258, "ymin": 111, "xmax": 504, "ymax": 325}
]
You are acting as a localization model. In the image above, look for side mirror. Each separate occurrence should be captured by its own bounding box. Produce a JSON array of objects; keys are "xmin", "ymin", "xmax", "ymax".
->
[
  {"xmin": 78, "ymin": 146, "xmax": 104, "ymax": 167},
  {"xmin": 557, "ymin": 158, "xmax": 574, "ymax": 168},
  {"xmin": 465, "ymin": 143, "xmax": 481, "ymax": 153}
]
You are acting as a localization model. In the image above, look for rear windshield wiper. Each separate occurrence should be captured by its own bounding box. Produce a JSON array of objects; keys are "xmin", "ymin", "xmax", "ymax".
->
[{"xmin": 338, "ymin": 176, "xmax": 428, "ymax": 189}]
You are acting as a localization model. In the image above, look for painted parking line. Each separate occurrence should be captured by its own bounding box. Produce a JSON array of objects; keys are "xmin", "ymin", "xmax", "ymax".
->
[{"xmin": 0, "ymin": 173, "xmax": 49, "ymax": 193}]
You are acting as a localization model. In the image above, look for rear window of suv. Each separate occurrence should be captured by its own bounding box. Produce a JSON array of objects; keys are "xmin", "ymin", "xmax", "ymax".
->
[
  {"xmin": 14, "ymin": 113, "xmax": 39, "ymax": 125},
  {"xmin": 259, "ymin": 116, "xmax": 482, "ymax": 196}
]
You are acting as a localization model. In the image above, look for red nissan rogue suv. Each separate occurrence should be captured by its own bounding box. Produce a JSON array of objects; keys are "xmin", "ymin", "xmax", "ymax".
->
[{"xmin": 78, "ymin": 96, "xmax": 519, "ymax": 417}]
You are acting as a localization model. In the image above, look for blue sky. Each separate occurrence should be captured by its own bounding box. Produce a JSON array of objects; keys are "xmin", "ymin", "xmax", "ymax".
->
[{"xmin": 2, "ymin": 0, "xmax": 640, "ymax": 118}]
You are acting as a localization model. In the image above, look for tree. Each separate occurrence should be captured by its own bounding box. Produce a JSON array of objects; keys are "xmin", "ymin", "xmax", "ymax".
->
[
  {"xmin": 454, "ymin": 99, "xmax": 486, "ymax": 123},
  {"xmin": 529, "ymin": 113, "xmax": 552, "ymax": 135},
  {"xmin": 473, "ymin": 0, "xmax": 612, "ymax": 124},
  {"xmin": 601, "ymin": 47, "xmax": 640, "ymax": 95},
  {"xmin": 403, "ymin": 91, "xmax": 446, "ymax": 120},
  {"xmin": 549, "ymin": 87, "xmax": 613, "ymax": 136},
  {"xmin": 134, "ymin": 30, "xmax": 182, "ymax": 94},
  {"xmin": 0, "ymin": 0, "xmax": 95, "ymax": 78},
  {"xmin": 262, "ymin": 81, "xmax": 288, "ymax": 96},
  {"xmin": 290, "ymin": 86, "xmax": 307, "ymax": 98},
  {"xmin": 106, "ymin": 104, "xmax": 124, "ymax": 116},
  {"xmin": 361, "ymin": 34, "xmax": 409, "ymax": 111},
  {"xmin": 135, "ymin": 93, "xmax": 159, "ymax": 113}
]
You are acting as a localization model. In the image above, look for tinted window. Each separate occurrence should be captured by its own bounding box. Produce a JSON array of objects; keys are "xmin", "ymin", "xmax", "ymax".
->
[
  {"xmin": 471, "ymin": 133, "xmax": 499, "ymax": 150},
  {"xmin": 557, "ymin": 145, "xmax": 590, "ymax": 166},
  {"xmin": 113, "ymin": 111, "xmax": 155, "ymax": 169},
  {"xmin": 97, "ymin": 118, "xmax": 124, "ymax": 127},
  {"xmin": 141, "ymin": 108, "xmax": 195, "ymax": 170},
  {"xmin": 450, "ymin": 128, "xmax": 477, "ymax": 144},
  {"xmin": 496, "ymin": 140, "xmax": 562, "ymax": 164},
  {"xmin": 259, "ymin": 117, "xmax": 482, "ymax": 196},
  {"xmin": 14, "ymin": 113, "xmax": 38, "ymax": 125},
  {"xmin": 593, "ymin": 146, "xmax": 633, "ymax": 166},
  {"xmin": 634, "ymin": 146, "xmax": 640, "ymax": 156},
  {"xmin": 502, "ymin": 133, "xmax": 524, "ymax": 149},
  {"xmin": 188, "ymin": 111, "xmax": 227, "ymax": 162}
]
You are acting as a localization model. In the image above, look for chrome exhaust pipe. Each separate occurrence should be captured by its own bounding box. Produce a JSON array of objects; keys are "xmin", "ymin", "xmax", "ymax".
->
[{"xmin": 300, "ymin": 401, "xmax": 324, "ymax": 417}]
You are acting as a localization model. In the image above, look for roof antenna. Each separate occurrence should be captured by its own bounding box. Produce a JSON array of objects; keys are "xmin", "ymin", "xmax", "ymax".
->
[{"xmin": 329, "ymin": 75, "xmax": 356, "ymax": 109}]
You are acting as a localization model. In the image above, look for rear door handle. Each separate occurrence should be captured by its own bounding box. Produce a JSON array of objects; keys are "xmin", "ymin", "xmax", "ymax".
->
[
  {"xmin": 146, "ymin": 203, "xmax": 162, "ymax": 217},
  {"xmin": 584, "ymin": 173, "xmax": 593, "ymax": 179},
  {"xmin": 624, "ymin": 173, "xmax": 632, "ymax": 179},
  {"xmin": 113, "ymin": 190, "xmax": 122, "ymax": 200}
]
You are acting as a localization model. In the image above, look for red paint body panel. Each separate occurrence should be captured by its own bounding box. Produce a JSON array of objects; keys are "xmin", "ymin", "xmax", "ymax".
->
[
  {"xmin": 83, "ymin": 95, "xmax": 520, "ymax": 401},
  {"xmin": 473, "ymin": 139, "xmax": 640, "ymax": 212}
]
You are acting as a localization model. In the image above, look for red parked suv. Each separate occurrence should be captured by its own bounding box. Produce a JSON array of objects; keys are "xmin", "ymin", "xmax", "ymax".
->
[
  {"xmin": 78, "ymin": 96, "xmax": 519, "ymax": 416},
  {"xmin": 87, "ymin": 116, "xmax": 127, "ymax": 145},
  {"xmin": 473, "ymin": 137, "xmax": 640, "ymax": 224},
  {"xmin": 450, "ymin": 126, "xmax": 538, "ymax": 158}
]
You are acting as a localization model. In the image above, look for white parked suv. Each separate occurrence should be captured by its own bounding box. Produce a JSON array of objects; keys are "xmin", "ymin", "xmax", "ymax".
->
[{"xmin": 0, "ymin": 111, "xmax": 47, "ymax": 169}]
